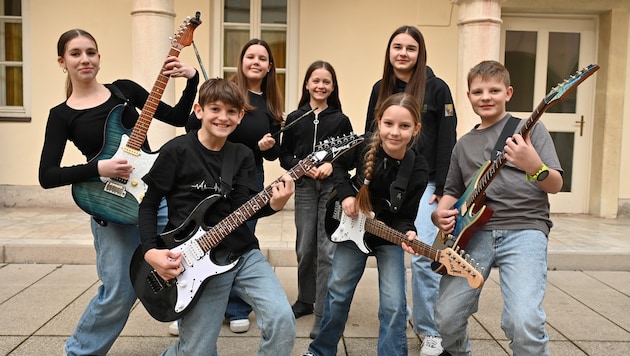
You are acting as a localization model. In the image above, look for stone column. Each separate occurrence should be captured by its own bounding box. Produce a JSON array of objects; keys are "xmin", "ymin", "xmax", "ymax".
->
[
  {"xmin": 131, "ymin": 0, "xmax": 177, "ymax": 149},
  {"xmin": 450, "ymin": 0, "xmax": 503, "ymax": 133}
]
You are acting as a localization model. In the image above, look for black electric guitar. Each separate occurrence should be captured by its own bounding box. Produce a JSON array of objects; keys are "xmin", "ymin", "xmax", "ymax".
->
[
  {"xmin": 130, "ymin": 133, "xmax": 364, "ymax": 322},
  {"xmin": 325, "ymin": 197, "xmax": 484, "ymax": 289},
  {"xmin": 431, "ymin": 64, "xmax": 600, "ymax": 275},
  {"xmin": 71, "ymin": 14, "xmax": 201, "ymax": 225}
]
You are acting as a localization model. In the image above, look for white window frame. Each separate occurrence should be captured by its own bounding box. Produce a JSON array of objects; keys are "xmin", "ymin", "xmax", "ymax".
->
[
  {"xmin": 0, "ymin": 0, "xmax": 30, "ymax": 121},
  {"xmin": 210, "ymin": 0, "xmax": 298, "ymax": 113}
]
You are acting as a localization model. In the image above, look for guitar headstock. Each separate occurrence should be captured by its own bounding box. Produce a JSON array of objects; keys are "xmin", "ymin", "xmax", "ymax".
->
[
  {"xmin": 170, "ymin": 12, "xmax": 202, "ymax": 50},
  {"xmin": 544, "ymin": 64, "xmax": 599, "ymax": 105},
  {"xmin": 437, "ymin": 247, "xmax": 484, "ymax": 289},
  {"xmin": 309, "ymin": 133, "xmax": 364, "ymax": 165}
]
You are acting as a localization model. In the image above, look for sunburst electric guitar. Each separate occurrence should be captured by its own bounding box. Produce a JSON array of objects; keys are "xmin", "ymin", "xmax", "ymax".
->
[
  {"xmin": 130, "ymin": 133, "xmax": 364, "ymax": 322},
  {"xmin": 431, "ymin": 64, "xmax": 600, "ymax": 275},
  {"xmin": 325, "ymin": 197, "xmax": 484, "ymax": 289},
  {"xmin": 71, "ymin": 13, "xmax": 201, "ymax": 225}
]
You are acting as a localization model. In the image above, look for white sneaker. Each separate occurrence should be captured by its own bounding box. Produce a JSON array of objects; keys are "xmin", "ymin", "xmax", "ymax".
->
[
  {"xmin": 168, "ymin": 321, "xmax": 179, "ymax": 336},
  {"xmin": 420, "ymin": 335, "xmax": 444, "ymax": 356},
  {"xmin": 229, "ymin": 318, "xmax": 250, "ymax": 333}
]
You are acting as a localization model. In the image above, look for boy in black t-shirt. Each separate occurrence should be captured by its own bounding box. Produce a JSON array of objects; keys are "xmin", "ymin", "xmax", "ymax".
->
[{"xmin": 138, "ymin": 78, "xmax": 296, "ymax": 355}]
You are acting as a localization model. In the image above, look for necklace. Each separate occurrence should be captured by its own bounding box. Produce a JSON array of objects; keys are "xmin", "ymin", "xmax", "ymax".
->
[{"xmin": 248, "ymin": 89, "xmax": 263, "ymax": 95}]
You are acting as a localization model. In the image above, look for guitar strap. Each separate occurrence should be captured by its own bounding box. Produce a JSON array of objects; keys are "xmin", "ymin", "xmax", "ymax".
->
[
  {"xmin": 492, "ymin": 116, "xmax": 521, "ymax": 161},
  {"xmin": 220, "ymin": 142, "xmax": 237, "ymax": 198},
  {"xmin": 389, "ymin": 149, "xmax": 415, "ymax": 213},
  {"xmin": 105, "ymin": 83, "xmax": 130, "ymax": 106}
]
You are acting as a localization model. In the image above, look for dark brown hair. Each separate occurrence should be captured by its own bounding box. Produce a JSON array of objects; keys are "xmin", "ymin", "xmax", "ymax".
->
[
  {"xmin": 372, "ymin": 25, "xmax": 427, "ymax": 127},
  {"xmin": 297, "ymin": 60, "xmax": 342, "ymax": 112},
  {"xmin": 57, "ymin": 29, "xmax": 98, "ymax": 98},
  {"xmin": 231, "ymin": 39, "xmax": 284, "ymax": 126}
]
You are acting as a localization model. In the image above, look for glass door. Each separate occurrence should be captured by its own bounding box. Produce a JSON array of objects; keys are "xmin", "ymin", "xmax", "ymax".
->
[{"xmin": 501, "ymin": 15, "xmax": 597, "ymax": 213}]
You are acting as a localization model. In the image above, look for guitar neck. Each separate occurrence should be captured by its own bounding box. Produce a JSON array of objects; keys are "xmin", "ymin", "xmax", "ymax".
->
[
  {"xmin": 126, "ymin": 47, "xmax": 182, "ymax": 152},
  {"xmin": 466, "ymin": 99, "xmax": 549, "ymax": 207},
  {"xmin": 194, "ymin": 158, "xmax": 316, "ymax": 253},
  {"xmin": 363, "ymin": 218, "xmax": 439, "ymax": 260}
]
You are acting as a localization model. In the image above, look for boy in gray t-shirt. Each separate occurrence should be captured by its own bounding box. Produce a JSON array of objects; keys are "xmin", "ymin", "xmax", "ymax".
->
[{"xmin": 431, "ymin": 60, "xmax": 563, "ymax": 355}]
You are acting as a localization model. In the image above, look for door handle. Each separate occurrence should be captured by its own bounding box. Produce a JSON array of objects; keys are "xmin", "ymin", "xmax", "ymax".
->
[{"xmin": 575, "ymin": 115, "xmax": 585, "ymax": 136}]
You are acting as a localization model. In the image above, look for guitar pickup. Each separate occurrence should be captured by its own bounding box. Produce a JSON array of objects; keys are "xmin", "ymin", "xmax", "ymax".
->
[
  {"xmin": 147, "ymin": 270, "xmax": 173, "ymax": 294},
  {"xmin": 104, "ymin": 181, "xmax": 127, "ymax": 197}
]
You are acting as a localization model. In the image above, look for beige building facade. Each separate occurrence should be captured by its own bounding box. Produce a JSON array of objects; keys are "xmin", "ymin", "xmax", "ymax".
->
[{"xmin": 1, "ymin": 0, "xmax": 629, "ymax": 218}]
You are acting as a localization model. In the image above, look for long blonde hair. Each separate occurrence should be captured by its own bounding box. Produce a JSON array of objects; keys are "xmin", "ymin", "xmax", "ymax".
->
[{"xmin": 355, "ymin": 92, "xmax": 422, "ymax": 214}]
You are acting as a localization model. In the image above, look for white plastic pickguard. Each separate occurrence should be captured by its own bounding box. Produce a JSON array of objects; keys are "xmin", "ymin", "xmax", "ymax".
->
[
  {"xmin": 170, "ymin": 227, "xmax": 239, "ymax": 313},
  {"xmin": 101, "ymin": 134, "xmax": 157, "ymax": 203},
  {"xmin": 330, "ymin": 210, "xmax": 372, "ymax": 254}
]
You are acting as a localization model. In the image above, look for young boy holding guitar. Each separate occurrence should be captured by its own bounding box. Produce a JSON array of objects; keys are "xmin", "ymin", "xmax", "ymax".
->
[
  {"xmin": 137, "ymin": 78, "xmax": 296, "ymax": 355},
  {"xmin": 429, "ymin": 60, "xmax": 563, "ymax": 355}
]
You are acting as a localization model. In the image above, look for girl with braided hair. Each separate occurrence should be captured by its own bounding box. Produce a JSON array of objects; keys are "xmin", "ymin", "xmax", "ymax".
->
[{"xmin": 304, "ymin": 92, "xmax": 428, "ymax": 356}]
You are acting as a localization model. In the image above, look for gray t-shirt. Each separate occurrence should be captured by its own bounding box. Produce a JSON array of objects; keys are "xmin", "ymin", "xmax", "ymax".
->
[{"xmin": 444, "ymin": 114, "xmax": 562, "ymax": 235}]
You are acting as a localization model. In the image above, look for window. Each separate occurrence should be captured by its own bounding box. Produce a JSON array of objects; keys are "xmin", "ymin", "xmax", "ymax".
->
[
  {"xmin": 0, "ymin": 0, "xmax": 26, "ymax": 121},
  {"xmin": 217, "ymin": 0, "xmax": 297, "ymax": 111}
]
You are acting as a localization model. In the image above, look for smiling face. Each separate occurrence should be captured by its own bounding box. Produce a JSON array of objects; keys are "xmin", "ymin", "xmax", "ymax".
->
[
  {"xmin": 467, "ymin": 75, "xmax": 513, "ymax": 126},
  {"xmin": 388, "ymin": 33, "xmax": 419, "ymax": 80},
  {"xmin": 194, "ymin": 100, "xmax": 244, "ymax": 150},
  {"xmin": 58, "ymin": 35, "xmax": 100, "ymax": 84},
  {"xmin": 305, "ymin": 68, "xmax": 334, "ymax": 105},
  {"xmin": 377, "ymin": 104, "xmax": 420, "ymax": 159},
  {"xmin": 241, "ymin": 44, "xmax": 271, "ymax": 88}
]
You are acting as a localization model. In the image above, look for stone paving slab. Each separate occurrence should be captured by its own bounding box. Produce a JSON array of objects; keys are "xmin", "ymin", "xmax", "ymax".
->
[{"xmin": 1, "ymin": 264, "xmax": 629, "ymax": 355}]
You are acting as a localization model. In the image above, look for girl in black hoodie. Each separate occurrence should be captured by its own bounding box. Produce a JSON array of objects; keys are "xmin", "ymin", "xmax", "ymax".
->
[{"xmin": 280, "ymin": 60, "xmax": 353, "ymax": 339}]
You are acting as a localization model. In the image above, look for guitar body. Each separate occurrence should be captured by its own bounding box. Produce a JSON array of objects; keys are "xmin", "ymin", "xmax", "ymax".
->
[
  {"xmin": 431, "ymin": 161, "xmax": 494, "ymax": 275},
  {"xmin": 325, "ymin": 191, "xmax": 484, "ymax": 288},
  {"xmin": 72, "ymin": 104, "xmax": 157, "ymax": 225},
  {"xmin": 130, "ymin": 195, "xmax": 240, "ymax": 322},
  {"xmin": 325, "ymin": 197, "xmax": 372, "ymax": 254}
]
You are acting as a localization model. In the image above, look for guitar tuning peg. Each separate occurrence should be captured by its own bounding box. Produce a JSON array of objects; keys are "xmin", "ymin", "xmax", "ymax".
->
[{"xmin": 465, "ymin": 253, "xmax": 470, "ymax": 260}]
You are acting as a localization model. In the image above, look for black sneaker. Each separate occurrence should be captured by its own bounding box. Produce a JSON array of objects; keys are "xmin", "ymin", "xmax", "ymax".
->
[{"xmin": 291, "ymin": 300, "xmax": 314, "ymax": 318}]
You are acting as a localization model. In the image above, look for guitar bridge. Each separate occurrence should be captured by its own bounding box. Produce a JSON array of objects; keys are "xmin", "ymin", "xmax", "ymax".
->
[
  {"xmin": 147, "ymin": 270, "xmax": 173, "ymax": 294},
  {"xmin": 104, "ymin": 181, "xmax": 127, "ymax": 197}
]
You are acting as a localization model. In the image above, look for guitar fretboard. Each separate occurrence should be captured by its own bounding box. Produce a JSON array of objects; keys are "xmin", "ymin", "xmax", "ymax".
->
[
  {"xmin": 364, "ymin": 218, "xmax": 439, "ymax": 260},
  {"xmin": 126, "ymin": 48, "xmax": 182, "ymax": 153},
  {"xmin": 193, "ymin": 158, "xmax": 315, "ymax": 253}
]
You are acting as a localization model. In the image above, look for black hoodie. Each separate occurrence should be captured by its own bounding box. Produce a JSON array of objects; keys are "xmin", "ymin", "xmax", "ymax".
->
[{"xmin": 364, "ymin": 66, "xmax": 457, "ymax": 196}]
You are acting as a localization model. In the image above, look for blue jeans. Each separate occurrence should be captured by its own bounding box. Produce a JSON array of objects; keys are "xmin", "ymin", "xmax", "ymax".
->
[
  {"xmin": 225, "ymin": 168, "xmax": 264, "ymax": 321},
  {"xmin": 163, "ymin": 249, "xmax": 295, "ymax": 356},
  {"xmin": 410, "ymin": 182, "xmax": 441, "ymax": 337},
  {"xmin": 65, "ymin": 199, "xmax": 168, "ymax": 356},
  {"xmin": 435, "ymin": 229, "xmax": 549, "ymax": 356},
  {"xmin": 294, "ymin": 177, "xmax": 336, "ymax": 316},
  {"xmin": 308, "ymin": 242, "xmax": 408, "ymax": 356}
]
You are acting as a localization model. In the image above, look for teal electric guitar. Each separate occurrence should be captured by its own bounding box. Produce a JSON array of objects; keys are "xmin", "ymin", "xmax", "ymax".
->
[
  {"xmin": 71, "ymin": 14, "xmax": 201, "ymax": 225},
  {"xmin": 432, "ymin": 64, "xmax": 600, "ymax": 274}
]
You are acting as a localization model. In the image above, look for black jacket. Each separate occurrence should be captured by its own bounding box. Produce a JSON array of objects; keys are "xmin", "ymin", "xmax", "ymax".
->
[
  {"xmin": 364, "ymin": 66, "xmax": 457, "ymax": 195},
  {"xmin": 280, "ymin": 103, "xmax": 353, "ymax": 170}
]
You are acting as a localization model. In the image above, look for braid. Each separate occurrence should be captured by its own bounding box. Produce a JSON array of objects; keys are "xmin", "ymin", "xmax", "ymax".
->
[{"xmin": 356, "ymin": 133, "xmax": 381, "ymax": 214}]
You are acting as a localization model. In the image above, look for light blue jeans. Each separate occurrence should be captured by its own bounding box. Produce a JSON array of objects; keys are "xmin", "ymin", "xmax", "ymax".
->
[
  {"xmin": 308, "ymin": 242, "xmax": 408, "ymax": 356},
  {"xmin": 294, "ymin": 177, "xmax": 336, "ymax": 316},
  {"xmin": 65, "ymin": 199, "xmax": 168, "ymax": 356},
  {"xmin": 224, "ymin": 168, "xmax": 264, "ymax": 321},
  {"xmin": 410, "ymin": 182, "xmax": 441, "ymax": 337},
  {"xmin": 435, "ymin": 229, "xmax": 549, "ymax": 356},
  {"xmin": 163, "ymin": 249, "xmax": 295, "ymax": 356}
]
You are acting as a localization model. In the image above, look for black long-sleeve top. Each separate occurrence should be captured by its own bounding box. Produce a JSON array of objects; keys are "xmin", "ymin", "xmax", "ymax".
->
[
  {"xmin": 364, "ymin": 67, "xmax": 457, "ymax": 196},
  {"xmin": 279, "ymin": 103, "xmax": 353, "ymax": 170},
  {"xmin": 39, "ymin": 73, "xmax": 199, "ymax": 189},
  {"xmin": 332, "ymin": 136, "xmax": 428, "ymax": 248}
]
